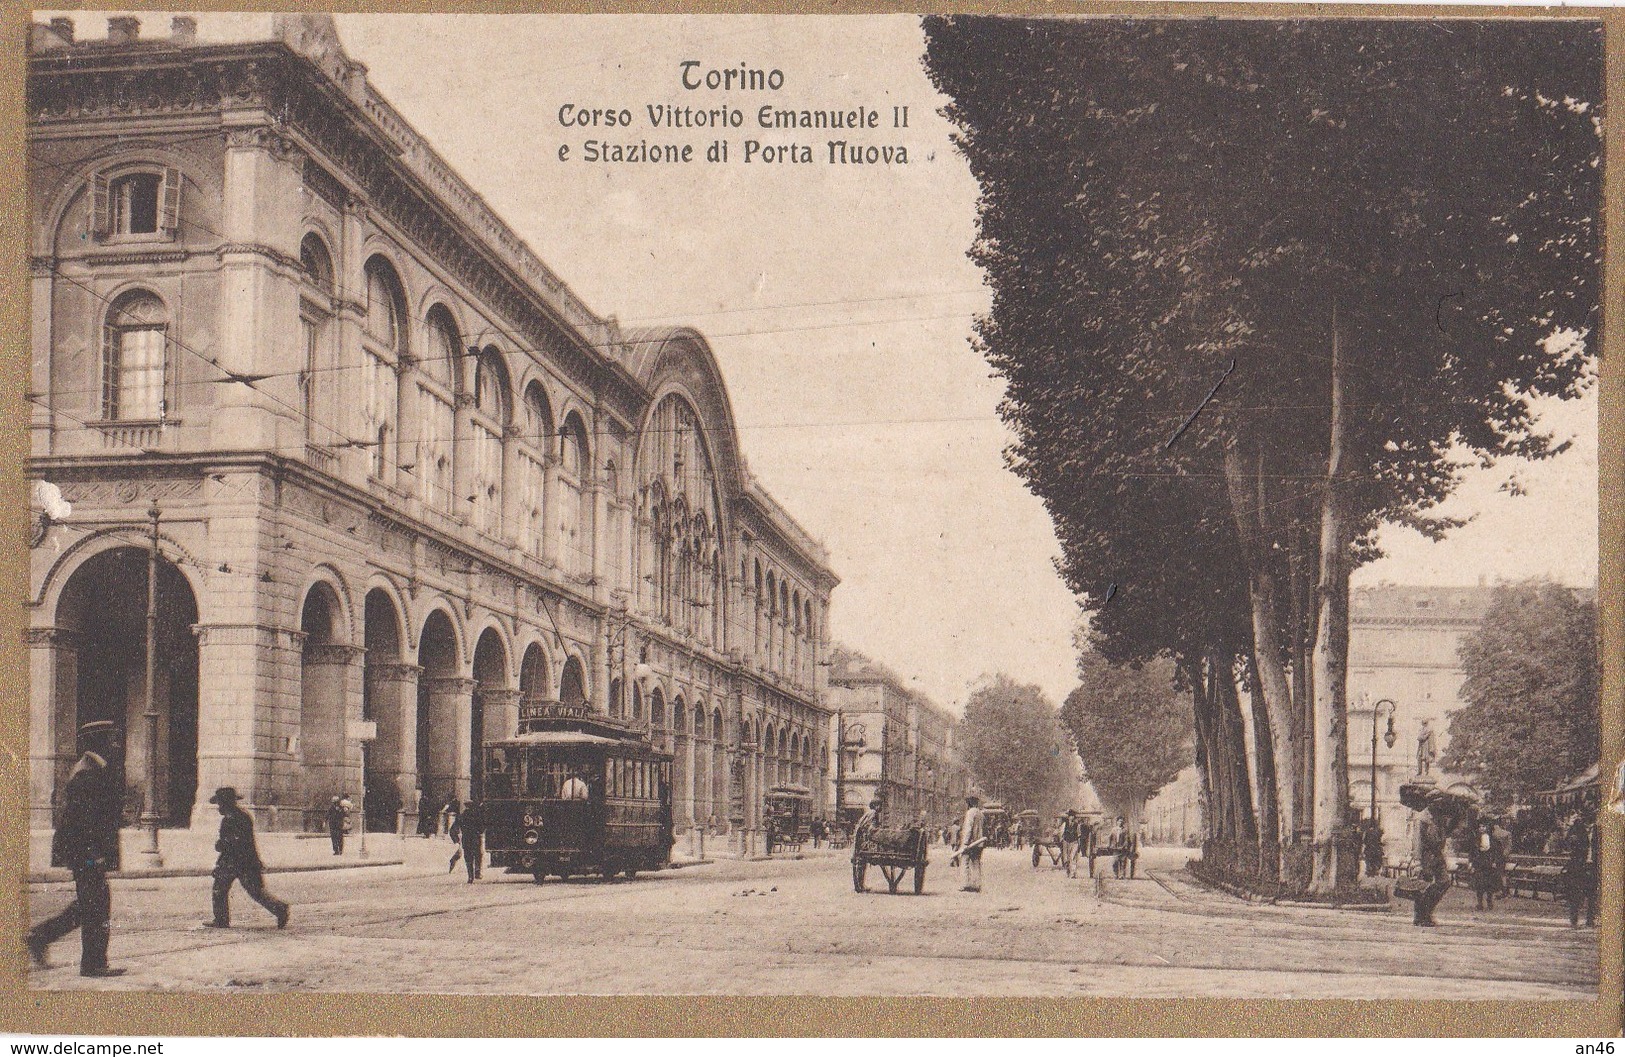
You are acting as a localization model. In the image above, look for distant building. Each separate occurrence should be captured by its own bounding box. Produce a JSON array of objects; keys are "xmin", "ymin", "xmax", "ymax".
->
[
  {"xmin": 1346, "ymin": 583, "xmax": 1496, "ymax": 857},
  {"xmin": 825, "ymin": 647, "xmax": 968, "ymax": 828}
]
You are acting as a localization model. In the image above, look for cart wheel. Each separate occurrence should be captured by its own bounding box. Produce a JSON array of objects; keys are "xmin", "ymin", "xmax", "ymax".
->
[
  {"xmin": 853, "ymin": 862, "xmax": 867, "ymax": 892},
  {"xmin": 914, "ymin": 864, "xmax": 926, "ymax": 894},
  {"xmin": 601, "ymin": 860, "xmax": 617, "ymax": 883},
  {"xmin": 623, "ymin": 866, "xmax": 638, "ymax": 880},
  {"xmin": 531, "ymin": 863, "xmax": 547, "ymax": 884},
  {"xmin": 885, "ymin": 866, "xmax": 903, "ymax": 894},
  {"xmin": 558, "ymin": 867, "xmax": 572, "ymax": 882}
]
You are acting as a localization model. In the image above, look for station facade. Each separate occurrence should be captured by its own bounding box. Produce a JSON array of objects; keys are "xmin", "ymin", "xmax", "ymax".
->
[{"xmin": 26, "ymin": 14, "xmax": 837, "ymax": 842}]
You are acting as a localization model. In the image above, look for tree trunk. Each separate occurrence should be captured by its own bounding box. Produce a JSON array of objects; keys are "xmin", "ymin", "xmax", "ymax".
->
[
  {"xmin": 1244, "ymin": 657, "xmax": 1281, "ymax": 876},
  {"xmin": 1223, "ymin": 444, "xmax": 1297, "ymax": 858},
  {"xmin": 1310, "ymin": 312, "xmax": 1353, "ymax": 895},
  {"xmin": 1289, "ymin": 527, "xmax": 1315, "ymax": 844},
  {"xmin": 1189, "ymin": 655, "xmax": 1223, "ymax": 842},
  {"xmin": 1214, "ymin": 650, "xmax": 1258, "ymax": 846}
]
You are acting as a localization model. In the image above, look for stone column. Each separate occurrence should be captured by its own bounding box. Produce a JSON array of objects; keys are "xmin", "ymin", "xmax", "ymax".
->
[
  {"xmin": 28, "ymin": 627, "xmax": 78, "ymax": 827},
  {"xmin": 192, "ymin": 622, "xmax": 300, "ymax": 828},
  {"xmin": 502, "ymin": 423, "xmax": 523, "ymax": 545},
  {"xmin": 335, "ymin": 197, "xmax": 368, "ymax": 480},
  {"xmin": 540, "ymin": 452, "xmax": 560, "ymax": 569},
  {"xmin": 423, "ymin": 676, "xmax": 477, "ymax": 804},
  {"xmin": 477, "ymin": 686, "xmax": 522, "ymax": 752},
  {"xmin": 367, "ymin": 661, "xmax": 421, "ymax": 820},
  {"xmin": 301, "ymin": 642, "xmax": 365, "ymax": 802}
]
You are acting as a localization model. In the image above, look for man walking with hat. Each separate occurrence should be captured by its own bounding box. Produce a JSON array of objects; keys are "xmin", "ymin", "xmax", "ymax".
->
[
  {"xmin": 205, "ymin": 787, "xmax": 290, "ymax": 929},
  {"xmin": 27, "ymin": 720, "xmax": 126, "ymax": 977}
]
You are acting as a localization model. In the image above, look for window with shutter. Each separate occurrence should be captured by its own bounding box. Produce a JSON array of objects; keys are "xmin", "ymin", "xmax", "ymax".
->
[
  {"xmin": 91, "ymin": 172, "xmax": 111, "ymax": 240},
  {"xmin": 159, "ymin": 167, "xmax": 182, "ymax": 236}
]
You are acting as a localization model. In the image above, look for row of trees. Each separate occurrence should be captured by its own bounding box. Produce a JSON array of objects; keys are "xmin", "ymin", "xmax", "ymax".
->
[{"xmin": 923, "ymin": 17, "xmax": 1600, "ymax": 891}]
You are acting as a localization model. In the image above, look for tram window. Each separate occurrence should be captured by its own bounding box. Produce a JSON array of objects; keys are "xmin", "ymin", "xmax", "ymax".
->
[
  {"xmin": 485, "ymin": 748, "xmax": 517, "ymax": 799},
  {"xmin": 524, "ymin": 760, "xmax": 572, "ymax": 798},
  {"xmin": 637, "ymin": 761, "xmax": 647, "ymax": 800},
  {"xmin": 613, "ymin": 758, "xmax": 625, "ymax": 799}
]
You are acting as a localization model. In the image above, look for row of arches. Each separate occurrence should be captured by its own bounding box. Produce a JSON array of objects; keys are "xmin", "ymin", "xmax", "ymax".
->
[
  {"xmin": 747, "ymin": 556, "xmax": 818, "ymax": 685},
  {"xmin": 302, "ymin": 238, "xmax": 601, "ymax": 574}
]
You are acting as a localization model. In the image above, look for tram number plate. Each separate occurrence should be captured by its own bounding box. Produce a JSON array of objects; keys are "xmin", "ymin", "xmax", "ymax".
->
[{"xmin": 523, "ymin": 813, "xmax": 544, "ymax": 827}]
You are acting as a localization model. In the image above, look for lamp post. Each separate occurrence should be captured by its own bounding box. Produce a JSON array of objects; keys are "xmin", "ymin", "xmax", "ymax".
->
[
  {"xmin": 1369, "ymin": 697, "xmax": 1398, "ymax": 823},
  {"xmin": 140, "ymin": 502, "xmax": 163, "ymax": 867}
]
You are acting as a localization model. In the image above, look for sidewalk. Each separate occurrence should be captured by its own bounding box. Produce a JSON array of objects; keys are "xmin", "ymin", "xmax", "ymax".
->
[{"xmin": 28, "ymin": 827, "xmax": 404, "ymax": 883}]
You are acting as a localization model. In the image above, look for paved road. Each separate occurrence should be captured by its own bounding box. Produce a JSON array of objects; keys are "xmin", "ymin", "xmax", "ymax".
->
[{"xmin": 25, "ymin": 843, "xmax": 1597, "ymax": 997}]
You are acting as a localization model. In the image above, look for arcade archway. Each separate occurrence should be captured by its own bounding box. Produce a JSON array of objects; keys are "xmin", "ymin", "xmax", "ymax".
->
[{"xmin": 53, "ymin": 547, "xmax": 199, "ymax": 826}]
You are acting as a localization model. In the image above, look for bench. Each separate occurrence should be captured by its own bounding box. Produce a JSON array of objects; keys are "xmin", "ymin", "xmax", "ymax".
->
[{"xmin": 1506, "ymin": 857, "xmax": 1567, "ymax": 900}]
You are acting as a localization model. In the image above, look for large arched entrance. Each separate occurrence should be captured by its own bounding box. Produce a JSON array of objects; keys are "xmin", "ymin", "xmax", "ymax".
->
[
  {"xmin": 363, "ymin": 589, "xmax": 407, "ymax": 832},
  {"xmin": 416, "ymin": 610, "xmax": 461, "ymax": 810},
  {"xmin": 471, "ymin": 629, "xmax": 508, "ymax": 801},
  {"xmin": 299, "ymin": 583, "xmax": 349, "ymax": 805},
  {"xmin": 53, "ymin": 547, "xmax": 199, "ymax": 826}
]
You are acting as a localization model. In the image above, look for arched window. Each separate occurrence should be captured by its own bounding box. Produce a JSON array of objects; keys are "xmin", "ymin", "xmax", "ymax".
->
[
  {"xmin": 300, "ymin": 234, "xmax": 333, "ymax": 291},
  {"xmin": 418, "ymin": 307, "xmax": 460, "ymax": 512},
  {"xmin": 299, "ymin": 236, "xmax": 335, "ymax": 450},
  {"xmin": 361, "ymin": 258, "xmax": 405, "ymax": 480},
  {"xmin": 470, "ymin": 348, "xmax": 509, "ymax": 538},
  {"xmin": 520, "ymin": 384, "xmax": 552, "ymax": 558},
  {"xmin": 559, "ymin": 412, "xmax": 590, "ymax": 576},
  {"xmin": 102, "ymin": 292, "xmax": 167, "ymax": 421},
  {"xmin": 365, "ymin": 261, "xmax": 401, "ymax": 348}
]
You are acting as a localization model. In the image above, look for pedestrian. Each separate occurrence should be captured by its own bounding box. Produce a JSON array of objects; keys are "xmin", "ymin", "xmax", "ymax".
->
[
  {"xmin": 326, "ymin": 796, "xmax": 347, "ymax": 856},
  {"xmin": 1110, "ymin": 816, "xmax": 1130, "ymax": 878},
  {"xmin": 952, "ymin": 793, "xmax": 986, "ymax": 893},
  {"xmin": 1078, "ymin": 816, "xmax": 1098, "ymax": 878},
  {"xmin": 27, "ymin": 720, "xmax": 127, "ymax": 977},
  {"xmin": 1563, "ymin": 811, "xmax": 1599, "ymax": 928},
  {"xmin": 439, "ymin": 795, "xmax": 459, "ymax": 837},
  {"xmin": 416, "ymin": 790, "xmax": 435, "ymax": 838},
  {"xmin": 449, "ymin": 799, "xmax": 484, "ymax": 883},
  {"xmin": 1059, "ymin": 811, "xmax": 1078, "ymax": 877},
  {"xmin": 204, "ymin": 787, "xmax": 290, "ymax": 930},
  {"xmin": 1362, "ymin": 817, "xmax": 1386, "ymax": 880},
  {"xmin": 1468, "ymin": 818, "xmax": 1504, "ymax": 911},
  {"xmin": 1409, "ymin": 788, "xmax": 1460, "ymax": 927}
]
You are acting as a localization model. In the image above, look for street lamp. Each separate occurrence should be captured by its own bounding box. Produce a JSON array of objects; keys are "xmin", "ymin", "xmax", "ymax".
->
[
  {"xmin": 139, "ymin": 502, "xmax": 163, "ymax": 867},
  {"xmin": 1368, "ymin": 697, "xmax": 1398, "ymax": 823}
]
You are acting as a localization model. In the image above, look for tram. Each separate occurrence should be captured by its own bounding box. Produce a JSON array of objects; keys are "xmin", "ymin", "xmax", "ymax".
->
[{"xmin": 482, "ymin": 700, "xmax": 674, "ymax": 882}]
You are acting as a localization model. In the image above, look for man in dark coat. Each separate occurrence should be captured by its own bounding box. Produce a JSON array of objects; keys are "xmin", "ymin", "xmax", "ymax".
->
[
  {"xmin": 205, "ymin": 787, "xmax": 290, "ymax": 929},
  {"xmin": 27, "ymin": 720, "xmax": 126, "ymax": 977},
  {"xmin": 1564, "ymin": 812, "xmax": 1599, "ymax": 928},
  {"xmin": 449, "ymin": 799, "xmax": 484, "ymax": 883},
  {"xmin": 326, "ymin": 796, "xmax": 347, "ymax": 856}
]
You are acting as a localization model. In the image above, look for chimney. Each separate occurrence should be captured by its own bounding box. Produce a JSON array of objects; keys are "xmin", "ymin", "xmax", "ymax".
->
[
  {"xmin": 170, "ymin": 16, "xmax": 196, "ymax": 46},
  {"xmin": 106, "ymin": 17, "xmax": 140, "ymax": 45},
  {"xmin": 49, "ymin": 18, "xmax": 74, "ymax": 43}
]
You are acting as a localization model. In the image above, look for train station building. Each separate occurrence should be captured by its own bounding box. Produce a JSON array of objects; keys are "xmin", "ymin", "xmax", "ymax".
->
[{"xmin": 25, "ymin": 13, "xmax": 837, "ymax": 845}]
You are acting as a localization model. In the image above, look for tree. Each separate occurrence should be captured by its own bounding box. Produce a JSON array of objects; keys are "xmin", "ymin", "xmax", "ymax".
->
[
  {"xmin": 922, "ymin": 17, "xmax": 1600, "ymax": 890},
  {"xmin": 1062, "ymin": 650, "xmax": 1192, "ymax": 823},
  {"xmin": 1442, "ymin": 580, "xmax": 1598, "ymax": 806},
  {"xmin": 957, "ymin": 674, "xmax": 1074, "ymax": 815}
]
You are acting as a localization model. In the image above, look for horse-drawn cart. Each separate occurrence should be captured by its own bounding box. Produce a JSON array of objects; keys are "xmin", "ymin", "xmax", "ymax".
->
[{"xmin": 853, "ymin": 824, "xmax": 929, "ymax": 894}]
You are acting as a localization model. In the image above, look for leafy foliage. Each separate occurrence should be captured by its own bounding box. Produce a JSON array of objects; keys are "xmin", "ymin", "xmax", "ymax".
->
[
  {"xmin": 957, "ymin": 674, "xmax": 1075, "ymax": 814},
  {"xmin": 1441, "ymin": 580, "xmax": 1598, "ymax": 805},
  {"xmin": 1061, "ymin": 650, "xmax": 1194, "ymax": 811}
]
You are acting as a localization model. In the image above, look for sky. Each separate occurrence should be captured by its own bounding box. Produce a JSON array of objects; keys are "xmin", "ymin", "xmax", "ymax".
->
[{"xmin": 67, "ymin": 12, "xmax": 1599, "ymax": 710}]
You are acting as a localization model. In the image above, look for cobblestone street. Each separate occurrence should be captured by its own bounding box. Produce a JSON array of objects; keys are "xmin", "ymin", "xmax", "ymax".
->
[{"xmin": 25, "ymin": 842, "xmax": 1597, "ymax": 998}]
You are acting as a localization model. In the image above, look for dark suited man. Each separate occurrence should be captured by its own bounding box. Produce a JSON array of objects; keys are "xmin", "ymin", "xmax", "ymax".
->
[
  {"xmin": 204, "ymin": 787, "xmax": 290, "ymax": 929},
  {"xmin": 27, "ymin": 720, "xmax": 126, "ymax": 977},
  {"xmin": 450, "ymin": 800, "xmax": 484, "ymax": 883}
]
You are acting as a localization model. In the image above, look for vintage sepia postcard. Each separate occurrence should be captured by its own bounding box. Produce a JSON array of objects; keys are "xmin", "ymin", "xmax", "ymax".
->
[{"xmin": 7, "ymin": 6, "xmax": 1618, "ymax": 1036}]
